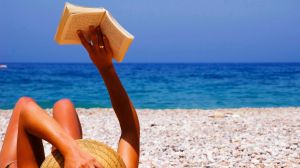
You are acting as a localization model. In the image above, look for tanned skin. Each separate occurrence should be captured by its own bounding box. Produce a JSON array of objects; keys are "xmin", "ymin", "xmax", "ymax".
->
[{"xmin": 0, "ymin": 26, "xmax": 140, "ymax": 168}]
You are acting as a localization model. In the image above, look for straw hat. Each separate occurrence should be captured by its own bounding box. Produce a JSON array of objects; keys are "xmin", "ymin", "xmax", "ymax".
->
[{"xmin": 41, "ymin": 139, "xmax": 126, "ymax": 168}]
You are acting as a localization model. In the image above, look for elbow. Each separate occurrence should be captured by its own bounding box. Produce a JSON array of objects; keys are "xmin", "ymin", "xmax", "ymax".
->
[
  {"xmin": 120, "ymin": 114, "xmax": 140, "ymax": 139},
  {"xmin": 121, "ymin": 125, "xmax": 140, "ymax": 141},
  {"xmin": 120, "ymin": 129, "xmax": 140, "ymax": 150}
]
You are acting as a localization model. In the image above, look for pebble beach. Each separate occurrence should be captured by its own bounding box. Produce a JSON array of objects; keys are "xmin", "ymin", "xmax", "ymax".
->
[{"xmin": 1, "ymin": 108, "xmax": 300, "ymax": 167}]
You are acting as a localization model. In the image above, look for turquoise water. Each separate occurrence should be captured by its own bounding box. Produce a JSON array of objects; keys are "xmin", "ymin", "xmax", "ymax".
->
[{"xmin": 0, "ymin": 63, "xmax": 300, "ymax": 109}]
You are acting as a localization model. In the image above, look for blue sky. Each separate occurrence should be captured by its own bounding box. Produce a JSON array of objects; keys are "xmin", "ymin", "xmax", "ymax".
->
[{"xmin": 1, "ymin": 0, "xmax": 300, "ymax": 63}]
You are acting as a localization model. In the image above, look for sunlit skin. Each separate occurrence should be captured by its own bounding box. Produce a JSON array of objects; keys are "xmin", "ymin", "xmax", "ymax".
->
[{"xmin": 0, "ymin": 25, "xmax": 140, "ymax": 168}]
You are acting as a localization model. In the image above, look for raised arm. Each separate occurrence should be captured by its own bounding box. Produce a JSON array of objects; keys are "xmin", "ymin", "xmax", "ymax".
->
[{"xmin": 77, "ymin": 26, "xmax": 140, "ymax": 168}]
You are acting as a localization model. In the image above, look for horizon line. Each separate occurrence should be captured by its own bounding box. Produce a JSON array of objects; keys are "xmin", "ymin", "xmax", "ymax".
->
[{"xmin": 1, "ymin": 62, "xmax": 300, "ymax": 64}]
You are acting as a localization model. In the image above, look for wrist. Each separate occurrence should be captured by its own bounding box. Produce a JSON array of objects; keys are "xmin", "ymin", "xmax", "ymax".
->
[
  {"xmin": 60, "ymin": 140, "xmax": 78, "ymax": 157},
  {"xmin": 98, "ymin": 64, "xmax": 115, "ymax": 76}
]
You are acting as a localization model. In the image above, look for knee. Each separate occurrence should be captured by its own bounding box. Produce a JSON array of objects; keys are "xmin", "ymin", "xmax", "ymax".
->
[
  {"xmin": 19, "ymin": 100, "xmax": 38, "ymax": 120},
  {"xmin": 54, "ymin": 98, "xmax": 74, "ymax": 109},
  {"xmin": 16, "ymin": 96, "xmax": 35, "ymax": 106},
  {"xmin": 53, "ymin": 99, "xmax": 76, "ymax": 118},
  {"xmin": 17, "ymin": 96, "xmax": 34, "ymax": 104}
]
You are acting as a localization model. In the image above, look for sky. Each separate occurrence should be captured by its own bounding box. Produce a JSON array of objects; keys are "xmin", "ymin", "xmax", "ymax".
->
[{"xmin": 0, "ymin": 0, "xmax": 300, "ymax": 63}]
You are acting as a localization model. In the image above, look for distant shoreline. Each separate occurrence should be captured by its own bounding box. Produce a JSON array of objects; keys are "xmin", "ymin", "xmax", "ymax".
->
[
  {"xmin": 1, "ymin": 107, "xmax": 300, "ymax": 111},
  {"xmin": 2, "ymin": 62, "xmax": 300, "ymax": 64}
]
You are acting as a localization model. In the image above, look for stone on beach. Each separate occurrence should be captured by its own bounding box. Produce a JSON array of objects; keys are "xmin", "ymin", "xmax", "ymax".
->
[{"xmin": 1, "ymin": 107, "xmax": 300, "ymax": 167}]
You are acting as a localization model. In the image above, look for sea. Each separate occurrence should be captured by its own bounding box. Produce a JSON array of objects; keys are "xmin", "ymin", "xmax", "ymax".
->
[{"xmin": 0, "ymin": 63, "xmax": 300, "ymax": 109}]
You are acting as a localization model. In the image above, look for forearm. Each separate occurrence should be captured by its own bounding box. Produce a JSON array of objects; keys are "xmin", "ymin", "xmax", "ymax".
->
[
  {"xmin": 21, "ymin": 102, "xmax": 77, "ymax": 156},
  {"xmin": 98, "ymin": 65, "xmax": 140, "ymax": 135}
]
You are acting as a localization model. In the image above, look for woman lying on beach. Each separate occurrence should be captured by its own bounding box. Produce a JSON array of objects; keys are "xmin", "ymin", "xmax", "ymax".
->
[{"xmin": 0, "ymin": 26, "xmax": 140, "ymax": 168}]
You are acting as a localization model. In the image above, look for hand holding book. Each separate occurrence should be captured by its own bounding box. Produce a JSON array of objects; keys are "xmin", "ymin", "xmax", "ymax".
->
[
  {"xmin": 77, "ymin": 26, "xmax": 113, "ymax": 71},
  {"xmin": 55, "ymin": 2, "xmax": 134, "ymax": 62}
]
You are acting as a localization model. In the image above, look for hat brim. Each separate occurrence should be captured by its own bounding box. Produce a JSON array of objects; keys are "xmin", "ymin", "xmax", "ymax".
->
[{"xmin": 41, "ymin": 139, "xmax": 126, "ymax": 168}]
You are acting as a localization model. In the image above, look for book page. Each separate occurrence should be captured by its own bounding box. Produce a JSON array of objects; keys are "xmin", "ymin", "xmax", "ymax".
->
[
  {"xmin": 66, "ymin": 2, "xmax": 104, "ymax": 14},
  {"xmin": 100, "ymin": 12, "xmax": 134, "ymax": 61},
  {"xmin": 54, "ymin": 4, "xmax": 70, "ymax": 43},
  {"xmin": 62, "ymin": 12, "xmax": 105, "ymax": 43}
]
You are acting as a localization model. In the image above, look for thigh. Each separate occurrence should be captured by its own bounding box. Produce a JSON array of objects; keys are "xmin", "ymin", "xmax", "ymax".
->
[
  {"xmin": 17, "ymin": 117, "xmax": 45, "ymax": 167},
  {"xmin": 0, "ymin": 97, "xmax": 35, "ymax": 168},
  {"xmin": 52, "ymin": 99, "xmax": 82, "ymax": 140}
]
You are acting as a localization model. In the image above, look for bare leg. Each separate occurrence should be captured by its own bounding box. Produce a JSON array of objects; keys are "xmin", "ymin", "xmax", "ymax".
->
[
  {"xmin": 52, "ymin": 99, "xmax": 82, "ymax": 150},
  {"xmin": 16, "ymin": 99, "xmax": 82, "ymax": 167},
  {"xmin": 17, "ymin": 109, "xmax": 45, "ymax": 167},
  {"xmin": 1, "ymin": 97, "xmax": 100, "ymax": 168},
  {"xmin": 0, "ymin": 97, "xmax": 35, "ymax": 168}
]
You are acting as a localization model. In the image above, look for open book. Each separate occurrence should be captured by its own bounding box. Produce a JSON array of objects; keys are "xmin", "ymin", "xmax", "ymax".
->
[{"xmin": 55, "ymin": 2, "xmax": 134, "ymax": 62}]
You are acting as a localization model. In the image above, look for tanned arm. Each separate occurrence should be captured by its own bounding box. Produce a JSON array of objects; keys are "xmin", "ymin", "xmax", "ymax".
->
[{"xmin": 77, "ymin": 25, "xmax": 140, "ymax": 168}]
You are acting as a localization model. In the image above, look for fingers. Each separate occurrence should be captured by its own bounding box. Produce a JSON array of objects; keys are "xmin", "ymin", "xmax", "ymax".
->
[
  {"xmin": 77, "ymin": 30, "xmax": 92, "ymax": 53},
  {"xmin": 96, "ymin": 26, "xmax": 104, "ymax": 47},
  {"xmin": 89, "ymin": 26, "xmax": 99, "ymax": 46},
  {"xmin": 94, "ymin": 161, "xmax": 103, "ymax": 168},
  {"xmin": 88, "ymin": 160, "xmax": 103, "ymax": 168},
  {"xmin": 103, "ymin": 35, "xmax": 113, "ymax": 57}
]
